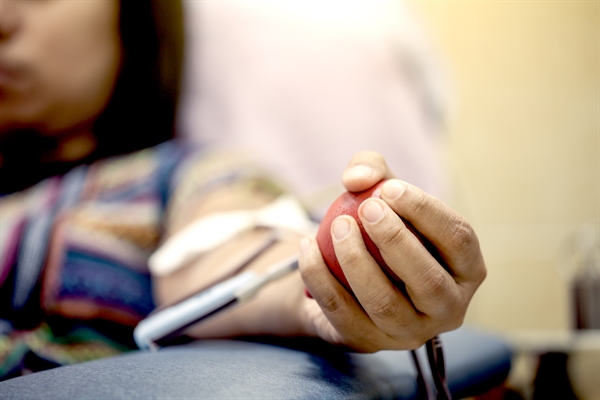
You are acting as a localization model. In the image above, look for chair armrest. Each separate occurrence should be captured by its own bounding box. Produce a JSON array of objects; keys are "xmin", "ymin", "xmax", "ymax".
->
[{"xmin": 0, "ymin": 327, "xmax": 511, "ymax": 399}]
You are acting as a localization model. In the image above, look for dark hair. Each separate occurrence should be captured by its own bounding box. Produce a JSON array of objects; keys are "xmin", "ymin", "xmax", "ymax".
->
[
  {"xmin": 0, "ymin": 0, "xmax": 185, "ymax": 193},
  {"xmin": 95, "ymin": 0, "xmax": 185, "ymax": 158}
]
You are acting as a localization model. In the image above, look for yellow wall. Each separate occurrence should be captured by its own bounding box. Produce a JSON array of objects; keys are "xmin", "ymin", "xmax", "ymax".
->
[{"xmin": 412, "ymin": 1, "xmax": 598, "ymax": 332}]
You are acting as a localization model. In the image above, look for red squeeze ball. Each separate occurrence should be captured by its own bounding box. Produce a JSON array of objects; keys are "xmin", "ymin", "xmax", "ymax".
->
[
  {"xmin": 316, "ymin": 180, "xmax": 407, "ymax": 292},
  {"xmin": 309, "ymin": 180, "xmax": 439, "ymax": 298}
]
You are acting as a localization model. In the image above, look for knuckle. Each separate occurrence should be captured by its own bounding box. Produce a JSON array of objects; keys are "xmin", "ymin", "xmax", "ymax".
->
[
  {"xmin": 335, "ymin": 246, "xmax": 362, "ymax": 270},
  {"xmin": 447, "ymin": 217, "xmax": 477, "ymax": 252},
  {"xmin": 418, "ymin": 265, "xmax": 449, "ymax": 299},
  {"xmin": 408, "ymin": 190, "xmax": 431, "ymax": 216},
  {"xmin": 365, "ymin": 290, "xmax": 401, "ymax": 322},
  {"xmin": 318, "ymin": 290, "xmax": 345, "ymax": 315},
  {"xmin": 379, "ymin": 223, "xmax": 411, "ymax": 249}
]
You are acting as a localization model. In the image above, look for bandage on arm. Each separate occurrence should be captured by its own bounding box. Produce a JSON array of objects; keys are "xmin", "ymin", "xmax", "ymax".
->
[{"xmin": 151, "ymin": 183, "xmax": 316, "ymax": 338}]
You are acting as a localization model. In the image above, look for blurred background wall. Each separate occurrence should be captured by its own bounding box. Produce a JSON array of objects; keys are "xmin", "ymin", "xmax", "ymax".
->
[
  {"xmin": 181, "ymin": 0, "xmax": 598, "ymax": 334},
  {"xmin": 412, "ymin": 4, "xmax": 598, "ymax": 397},
  {"xmin": 179, "ymin": 1, "xmax": 450, "ymax": 213},
  {"xmin": 411, "ymin": 1, "xmax": 598, "ymax": 333},
  {"xmin": 179, "ymin": 1, "xmax": 598, "ymax": 396}
]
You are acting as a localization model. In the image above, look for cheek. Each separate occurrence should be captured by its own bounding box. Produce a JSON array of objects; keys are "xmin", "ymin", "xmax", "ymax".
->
[{"xmin": 28, "ymin": 1, "xmax": 121, "ymax": 133}]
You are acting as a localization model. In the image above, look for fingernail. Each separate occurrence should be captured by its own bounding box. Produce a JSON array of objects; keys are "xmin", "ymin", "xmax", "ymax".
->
[
  {"xmin": 382, "ymin": 180, "xmax": 406, "ymax": 200},
  {"xmin": 300, "ymin": 237, "xmax": 311, "ymax": 253},
  {"xmin": 345, "ymin": 165, "xmax": 374, "ymax": 180},
  {"xmin": 361, "ymin": 199, "xmax": 384, "ymax": 223},
  {"xmin": 332, "ymin": 218, "xmax": 351, "ymax": 240}
]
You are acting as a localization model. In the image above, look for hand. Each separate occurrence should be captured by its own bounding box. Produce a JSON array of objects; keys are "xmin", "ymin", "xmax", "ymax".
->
[{"xmin": 298, "ymin": 151, "xmax": 487, "ymax": 352}]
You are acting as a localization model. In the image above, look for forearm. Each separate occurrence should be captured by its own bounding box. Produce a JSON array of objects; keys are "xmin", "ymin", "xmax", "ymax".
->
[
  {"xmin": 187, "ymin": 264, "xmax": 307, "ymax": 339},
  {"xmin": 152, "ymin": 151, "xmax": 486, "ymax": 353},
  {"xmin": 153, "ymin": 214, "xmax": 311, "ymax": 339}
]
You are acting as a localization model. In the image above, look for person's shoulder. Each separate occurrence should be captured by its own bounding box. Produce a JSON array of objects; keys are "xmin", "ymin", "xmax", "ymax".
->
[{"xmin": 81, "ymin": 140, "xmax": 193, "ymax": 201}]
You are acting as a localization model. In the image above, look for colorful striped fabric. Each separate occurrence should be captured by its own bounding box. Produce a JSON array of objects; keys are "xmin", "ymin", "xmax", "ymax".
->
[{"xmin": 0, "ymin": 140, "xmax": 283, "ymax": 380}]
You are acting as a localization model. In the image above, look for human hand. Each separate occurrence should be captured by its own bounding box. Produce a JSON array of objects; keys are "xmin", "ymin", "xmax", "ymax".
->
[{"xmin": 298, "ymin": 151, "xmax": 486, "ymax": 352}]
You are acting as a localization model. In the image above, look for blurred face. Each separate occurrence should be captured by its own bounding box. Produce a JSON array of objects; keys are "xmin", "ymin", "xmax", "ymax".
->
[{"xmin": 0, "ymin": 0, "xmax": 121, "ymax": 136}]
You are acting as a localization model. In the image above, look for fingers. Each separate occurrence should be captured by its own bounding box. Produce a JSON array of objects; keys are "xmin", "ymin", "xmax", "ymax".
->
[
  {"xmin": 342, "ymin": 151, "xmax": 395, "ymax": 193},
  {"xmin": 328, "ymin": 216, "xmax": 433, "ymax": 343},
  {"xmin": 298, "ymin": 236, "xmax": 409, "ymax": 351},
  {"xmin": 356, "ymin": 199, "xmax": 462, "ymax": 322},
  {"xmin": 378, "ymin": 179, "xmax": 486, "ymax": 288},
  {"xmin": 302, "ymin": 152, "xmax": 486, "ymax": 351}
]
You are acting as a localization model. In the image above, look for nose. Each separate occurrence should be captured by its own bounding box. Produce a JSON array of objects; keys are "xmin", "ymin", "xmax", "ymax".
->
[{"xmin": 0, "ymin": 1, "xmax": 20, "ymax": 41}]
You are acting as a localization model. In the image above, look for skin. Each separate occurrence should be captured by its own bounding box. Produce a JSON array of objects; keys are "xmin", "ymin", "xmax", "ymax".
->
[
  {"xmin": 0, "ymin": 0, "xmax": 486, "ymax": 352},
  {"xmin": 0, "ymin": 0, "xmax": 121, "ymax": 160},
  {"xmin": 298, "ymin": 151, "xmax": 487, "ymax": 351},
  {"xmin": 160, "ymin": 151, "xmax": 486, "ymax": 352}
]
